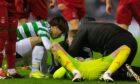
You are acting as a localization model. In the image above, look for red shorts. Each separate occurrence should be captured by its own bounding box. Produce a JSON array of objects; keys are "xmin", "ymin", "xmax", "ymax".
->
[
  {"xmin": 28, "ymin": 0, "xmax": 48, "ymax": 19},
  {"xmin": 116, "ymin": 0, "xmax": 140, "ymax": 25},
  {"xmin": 57, "ymin": 0, "xmax": 85, "ymax": 21},
  {"xmin": 0, "ymin": 1, "xmax": 18, "ymax": 30}
]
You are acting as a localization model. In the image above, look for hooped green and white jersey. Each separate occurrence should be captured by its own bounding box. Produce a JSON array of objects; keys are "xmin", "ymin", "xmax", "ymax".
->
[{"xmin": 17, "ymin": 21, "xmax": 50, "ymax": 41}]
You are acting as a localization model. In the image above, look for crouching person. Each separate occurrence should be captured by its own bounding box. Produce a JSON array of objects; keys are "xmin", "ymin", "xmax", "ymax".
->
[{"xmin": 16, "ymin": 16, "xmax": 68, "ymax": 78}]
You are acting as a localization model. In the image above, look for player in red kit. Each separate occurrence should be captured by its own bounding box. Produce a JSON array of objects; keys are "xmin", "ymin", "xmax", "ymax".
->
[
  {"xmin": 106, "ymin": 0, "xmax": 140, "ymax": 30},
  {"xmin": 15, "ymin": 0, "xmax": 55, "ymax": 25},
  {"xmin": 0, "ymin": 0, "xmax": 23, "ymax": 79},
  {"xmin": 57, "ymin": 0, "xmax": 85, "ymax": 45}
]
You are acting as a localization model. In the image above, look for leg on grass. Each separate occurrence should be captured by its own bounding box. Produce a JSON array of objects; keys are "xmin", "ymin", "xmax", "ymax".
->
[
  {"xmin": 51, "ymin": 42, "xmax": 82, "ymax": 81},
  {"xmin": 100, "ymin": 45, "xmax": 131, "ymax": 82}
]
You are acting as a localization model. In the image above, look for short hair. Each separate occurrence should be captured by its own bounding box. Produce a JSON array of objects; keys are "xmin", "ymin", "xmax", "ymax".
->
[{"xmin": 49, "ymin": 16, "xmax": 69, "ymax": 41}]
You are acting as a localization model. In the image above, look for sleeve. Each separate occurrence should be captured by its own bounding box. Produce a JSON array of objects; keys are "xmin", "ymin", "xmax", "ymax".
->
[
  {"xmin": 69, "ymin": 26, "xmax": 87, "ymax": 57},
  {"xmin": 41, "ymin": 37, "xmax": 51, "ymax": 50},
  {"xmin": 37, "ymin": 27, "xmax": 51, "ymax": 50},
  {"xmin": 38, "ymin": 27, "xmax": 50, "ymax": 38}
]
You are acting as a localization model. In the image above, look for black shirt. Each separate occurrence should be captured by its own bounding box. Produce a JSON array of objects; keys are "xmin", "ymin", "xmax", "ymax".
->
[{"xmin": 69, "ymin": 21, "xmax": 137, "ymax": 64}]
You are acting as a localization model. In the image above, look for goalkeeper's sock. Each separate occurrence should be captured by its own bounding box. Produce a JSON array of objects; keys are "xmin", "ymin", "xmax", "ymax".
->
[
  {"xmin": 105, "ymin": 45, "xmax": 131, "ymax": 75},
  {"xmin": 54, "ymin": 50, "xmax": 77, "ymax": 73},
  {"xmin": 72, "ymin": 70, "xmax": 82, "ymax": 82},
  {"xmin": 32, "ymin": 46, "xmax": 44, "ymax": 72}
]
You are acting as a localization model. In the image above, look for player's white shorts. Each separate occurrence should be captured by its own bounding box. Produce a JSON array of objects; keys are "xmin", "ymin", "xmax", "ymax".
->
[{"xmin": 16, "ymin": 38, "xmax": 32, "ymax": 57}]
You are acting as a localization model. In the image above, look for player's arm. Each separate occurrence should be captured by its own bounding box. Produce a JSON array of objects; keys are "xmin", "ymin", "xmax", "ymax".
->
[
  {"xmin": 38, "ymin": 27, "xmax": 51, "ymax": 50},
  {"xmin": 49, "ymin": 0, "xmax": 55, "ymax": 8},
  {"xmin": 41, "ymin": 37, "xmax": 51, "ymax": 50},
  {"xmin": 106, "ymin": 0, "xmax": 112, "ymax": 15},
  {"xmin": 69, "ymin": 27, "xmax": 87, "ymax": 57}
]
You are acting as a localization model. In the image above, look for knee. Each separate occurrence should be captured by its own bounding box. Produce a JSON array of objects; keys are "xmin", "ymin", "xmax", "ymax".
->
[{"xmin": 121, "ymin": 45, "xmax": 131, "ymax": 52}]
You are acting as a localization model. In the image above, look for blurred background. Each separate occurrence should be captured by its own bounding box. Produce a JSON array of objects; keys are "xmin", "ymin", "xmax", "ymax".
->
[
  {"xmin": 49, "ymin": 0, "xmax": 140, "ymax": 36},
  {"xmin": 48, "ymin": 0, "xmax": 140, "ymax": 67},
  {"xmin": 30, "ymin": 0, "xmax": 140, "ymax": 67}
]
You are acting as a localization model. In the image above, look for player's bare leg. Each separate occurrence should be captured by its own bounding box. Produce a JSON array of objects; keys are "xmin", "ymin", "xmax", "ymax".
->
[
  {"xmin": 18, "ymin": 18, "xmax": 28, "ymax": 25},
  {"xmin": 117, "ymin": 24, "xmax": 129, "ymax": 30},
  {"xmin": 21, "ymin": 36, "xmax": 42, "ymax": 70},
  {"xmin": 51, "ymin": 43, "xmax": 82, "ymax": 82}
]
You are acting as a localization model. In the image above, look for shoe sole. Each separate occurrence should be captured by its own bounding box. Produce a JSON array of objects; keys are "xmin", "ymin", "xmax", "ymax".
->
[{"xmin": 125, "ymin": 64, "xmax": 140, "ymax": 82}]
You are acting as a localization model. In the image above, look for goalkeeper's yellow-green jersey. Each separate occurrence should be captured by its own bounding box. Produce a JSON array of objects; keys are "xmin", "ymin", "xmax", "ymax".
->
[
  {"xmin": 78, "ymin": 58, "xmax": 111, "ymax": 80},
  {"xmin": 68, "ymin": 55, "xmax": 112, "ymax": 80}
]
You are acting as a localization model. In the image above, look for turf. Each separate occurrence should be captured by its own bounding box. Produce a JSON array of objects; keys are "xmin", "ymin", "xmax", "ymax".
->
[
  {"xmin": 131, "ymin": 37, "xmax": 140, "ymax": 67},
  {"xmin": 0, "ymin": 67, "xmax": 139, "ymax": 84},
  {"xmin": 0, "ymin": 68, "xmax": 139, "ymax": 84},
  {"xmin": 0, "ymin": 77, "xmax": 139, "ymax": 84}
]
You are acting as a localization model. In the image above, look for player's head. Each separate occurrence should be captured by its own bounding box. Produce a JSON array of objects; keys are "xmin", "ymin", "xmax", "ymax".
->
[{"xmin": 49, "ymin": 16, "xmax": 68, "ymax": 39}]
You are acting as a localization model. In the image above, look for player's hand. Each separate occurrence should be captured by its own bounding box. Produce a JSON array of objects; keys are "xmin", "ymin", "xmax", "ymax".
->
[
  {"xmin": 58, "ymin": 4, "xmax": 67, "ymax": 11},
  {"xmin": 49, "ymin": 0, "xmax": 55, "ymax": 8},
  {"xmin": 106, "ymin": 4, "xmax": 112, "ymax": 15}
]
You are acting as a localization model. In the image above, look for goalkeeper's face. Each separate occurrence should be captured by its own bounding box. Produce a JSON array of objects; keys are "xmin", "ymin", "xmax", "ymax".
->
[{"xmin": 50, "ymin": 26, "xmax": 62, "ymax": 38}]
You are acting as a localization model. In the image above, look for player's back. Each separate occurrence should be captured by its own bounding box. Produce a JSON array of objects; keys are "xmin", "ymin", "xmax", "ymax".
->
[
  {"xmin": 17, "ymin": 21, "xmax": 50, "ymax": 40},
  {"xmin": 79, "ymin": 21, "xmax": 130, "ymax": 53}
]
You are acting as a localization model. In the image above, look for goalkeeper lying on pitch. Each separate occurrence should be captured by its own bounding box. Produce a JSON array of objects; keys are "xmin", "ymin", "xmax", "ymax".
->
[{"xmin": 50, "ymin": 21, "xmax": 138, "ymax": 82}]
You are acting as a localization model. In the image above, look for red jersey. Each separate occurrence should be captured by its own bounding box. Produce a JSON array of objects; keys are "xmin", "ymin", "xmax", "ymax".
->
[
  {"xmin": 16, "ymin": 0, "xmax": 48, "ymax": 19},
  {"xmin": 116, "ymin": 0, "xmax": 140, "ymax": 25},
  {"xmin": 57, "ymin": 0, "xmax": 84, "ymax": 7},
  {"xmin": 0, "ymin": 0, "xmax": 8, "ymax": 6},
  {"xmin": 28, "ymin": 0, "xmax": 48, "ymax": 19}
]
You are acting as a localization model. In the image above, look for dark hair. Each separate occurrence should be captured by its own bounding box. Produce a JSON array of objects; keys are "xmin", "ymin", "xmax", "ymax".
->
[{"xmin": 49, "ymin": 16, "xmax": 69, "ymax": 41}]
